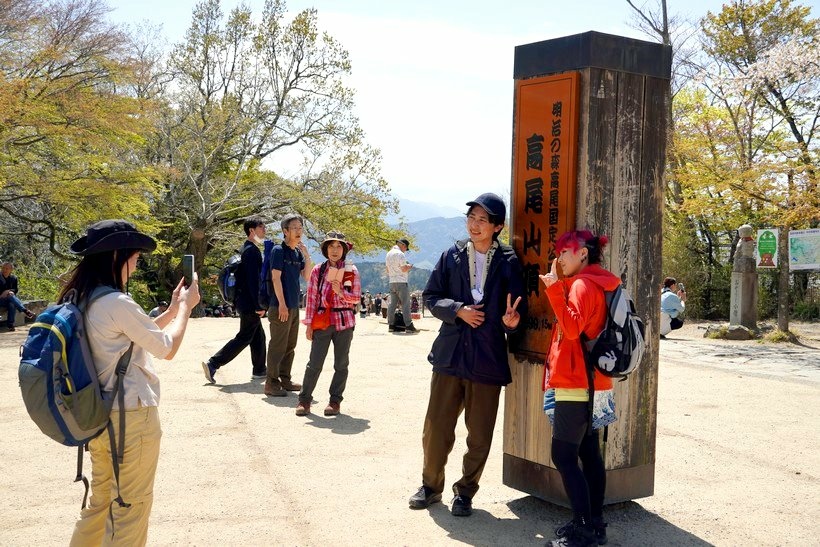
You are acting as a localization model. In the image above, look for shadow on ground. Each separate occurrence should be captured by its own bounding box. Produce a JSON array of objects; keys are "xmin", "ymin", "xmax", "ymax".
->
[{"xmin": 426, "ymin": 496, "xmax": 713, "ymax": 547}]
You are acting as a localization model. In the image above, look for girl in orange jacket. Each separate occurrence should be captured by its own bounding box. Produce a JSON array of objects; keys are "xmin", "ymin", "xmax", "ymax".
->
[{"xmin": 540, "ymin": 230, "xmax": 620, "ymax": 547}]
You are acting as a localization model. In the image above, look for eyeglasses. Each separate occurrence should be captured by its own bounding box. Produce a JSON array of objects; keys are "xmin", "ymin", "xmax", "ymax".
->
[{"xmin": 326, "ymin": 231, "xmax": 346, "ymax": 240}]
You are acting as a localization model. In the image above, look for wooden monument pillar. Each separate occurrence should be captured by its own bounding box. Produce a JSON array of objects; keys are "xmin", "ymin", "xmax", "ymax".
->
[{"xmin": 504, "ymin": 31, "xmax": 671, "ymax": 504}]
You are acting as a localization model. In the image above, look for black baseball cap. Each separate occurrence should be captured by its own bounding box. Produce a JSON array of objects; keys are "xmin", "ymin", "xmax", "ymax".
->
[{"xmin": 466, "ymin": 193, "xmax": 506, "ymax": 220}]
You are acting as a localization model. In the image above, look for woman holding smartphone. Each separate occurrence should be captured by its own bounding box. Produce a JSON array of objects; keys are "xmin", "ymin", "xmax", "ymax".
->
[{"xmin": 66, "ymin": 219, "xmax": 200, "ymax": 546}]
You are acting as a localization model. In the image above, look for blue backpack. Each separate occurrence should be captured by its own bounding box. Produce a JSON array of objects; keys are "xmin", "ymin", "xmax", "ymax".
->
[{"xmin": 19, "ymin": 286, "xmax": 133, "ymax": 510}]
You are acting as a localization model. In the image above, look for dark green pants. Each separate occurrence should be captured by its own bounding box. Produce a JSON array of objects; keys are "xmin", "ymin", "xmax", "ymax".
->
[{"xmin": 421, "ymin": 372, "xmax": 502, "ymax": 499}]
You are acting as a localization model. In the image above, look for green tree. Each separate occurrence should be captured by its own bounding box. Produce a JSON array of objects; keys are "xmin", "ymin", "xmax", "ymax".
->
[
  {"xmin": 0, "ymin": 0, "xmax": 161, "ymax": 264},
  {"xmin": 143, "ymin": 0, "xmax": 400, "ymax": 291}
]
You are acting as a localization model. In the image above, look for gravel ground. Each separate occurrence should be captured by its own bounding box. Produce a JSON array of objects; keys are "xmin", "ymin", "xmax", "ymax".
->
[{"xmin": 1, "ymin": 314, "xmax": 818, "ymax": 546}]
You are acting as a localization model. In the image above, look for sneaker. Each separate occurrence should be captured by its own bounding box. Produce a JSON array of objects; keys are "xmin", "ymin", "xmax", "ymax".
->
[
  {"xmin": 6, "ymin": 325, "xmax": 15, "ymax": 332},
  {"xmin": 404, "ymin": 324, "xmax": 418, "ymax": 333},
  {"xmin": 264, "ymin": 380, "xmax": 287, "ymax": 397},
  {"xmin": 281, "ymin": 380, "xmax": 301, "ymax": 391},
  {"xmin": 556, "ymin": 518, "xmax": 607, "ymax": 543},
  {"xmin": 551, "ymin": 519, "xmax": 598, "ymax": 547},
  {"xmin": 24, "ymin": 309, "xmax": 35, "ymax": 320},
  {"xmin": 295, "ymin": 401, "xmax": 310, "ymax": 416},
  {"xmin": 450, "ymin": 494, "xmax": 472, "ymax": 517},
  {"xmin": 408, "ymin": 486, "xmax": 441, "ymax": 509},
  {"xmin": 324, "ymin": 402, "xmax": 340, "ymax": 416},
  {"xmin": 201, "ymin": 361, "xmax": 216, "ymax": 384},
  {"xmin": 388, "ymin": 325, "xmax": 397, "ymax": 332},
  {"xmin": 660, "ymin": 334, "xmax": 667, "ymax": 340}
]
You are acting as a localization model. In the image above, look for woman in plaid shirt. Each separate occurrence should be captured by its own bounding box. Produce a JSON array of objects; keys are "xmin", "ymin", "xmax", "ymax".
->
[{"xmin": 296, "ymin": 231, "xmax": 360, "ymax": 416}]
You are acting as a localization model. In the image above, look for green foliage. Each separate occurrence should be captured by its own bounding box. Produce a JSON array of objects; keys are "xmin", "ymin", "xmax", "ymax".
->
[{"xmin": 792, "ymin": 301, "xmax": 820, "ymax": 321}]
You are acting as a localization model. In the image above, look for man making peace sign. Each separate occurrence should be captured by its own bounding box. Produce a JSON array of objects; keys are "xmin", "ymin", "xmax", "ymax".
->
[{"xmin": 408, "ymin": 192, "xmax": 527, "ymax": 518}]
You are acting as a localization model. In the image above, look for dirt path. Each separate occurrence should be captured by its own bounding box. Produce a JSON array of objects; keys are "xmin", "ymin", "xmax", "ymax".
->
[{"xmin": 1, "ymin": 315, "xmax": 818, "ymax": 546}]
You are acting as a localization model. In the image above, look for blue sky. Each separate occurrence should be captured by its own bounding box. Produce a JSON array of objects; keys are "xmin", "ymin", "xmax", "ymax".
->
[{"xmin": 105, "ymin": 0, "xmax": 808, "ymax": 214}]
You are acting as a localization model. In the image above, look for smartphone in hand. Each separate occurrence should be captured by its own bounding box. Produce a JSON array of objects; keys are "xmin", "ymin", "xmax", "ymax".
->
[{"xmin": 182, "ymin": 254, "xmax": 195, "ymax": 287}]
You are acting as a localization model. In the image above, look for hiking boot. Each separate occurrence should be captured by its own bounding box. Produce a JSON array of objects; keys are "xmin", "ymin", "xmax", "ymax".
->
[
  {"xmin": 264, "ymin": 380, "xmax": 287, "ymax": 397},
  {"xmin": 24, "ymin": 309, "xmax": 35, "ymax": 321},
  {"xmin": 555, "ymin": 518, "xmax": 607, "ymax": 543},
  {"xmin": 551, "ymin": 519, "xmax": 598, "ymax": 547},
  {"xmin": 388, "ymin": 325, "xmax": 397, "ymax": 332},
  {"xmin": 324, "ymin": 402, "xmax": 340, "ymax": 416},
  {"xmin": 408, "ymin": 486, "xmax": 441, "ymax": 509},
  {"xmin": 404, "ymin": 324, "xmax": 418, "ymax": 333},
  {"xmin": 295, "ymin": 401, "xmax": 310, "ymax": 416},
  {"xmin": 281, "ymin": 380, "xmax": 301, "ymax": 391},
  {"xmin": 201, "ymin": 361, "xmax": 216, "ymax": 384},
  {"xmin": 450, "ymin": 494, "xmax": 472, "ymax": 517}
]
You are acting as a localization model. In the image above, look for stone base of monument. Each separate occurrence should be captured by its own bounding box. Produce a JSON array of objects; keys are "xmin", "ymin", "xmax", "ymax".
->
[{"xmin": 704, "ymin": 324, "xmax": 757, "ymax": 340}]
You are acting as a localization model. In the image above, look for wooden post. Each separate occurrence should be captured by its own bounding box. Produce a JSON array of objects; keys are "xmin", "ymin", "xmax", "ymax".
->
[{"xmin": 504, "ymin": 32, "xmax": 671, "ymax": 505}]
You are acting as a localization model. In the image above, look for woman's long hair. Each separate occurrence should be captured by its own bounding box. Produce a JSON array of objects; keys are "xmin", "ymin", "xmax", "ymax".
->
[{"xmin": 57, "ymin": 248, "xmax": 140, "ymax": 303}]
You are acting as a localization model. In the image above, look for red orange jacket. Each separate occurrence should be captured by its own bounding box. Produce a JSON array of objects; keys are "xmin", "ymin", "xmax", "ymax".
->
[{"xmin": 543, "ymin": 264, "xmax": 621, "ymax": 391}]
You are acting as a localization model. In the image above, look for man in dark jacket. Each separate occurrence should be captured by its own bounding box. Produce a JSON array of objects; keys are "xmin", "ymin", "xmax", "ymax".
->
[
  {"xmin": 202, "ymin": 217, "xmax": 267, "ymax": 383},
  {"xmin": 408, "ymin": 193, "xmax": 526, "ymax": 517}
]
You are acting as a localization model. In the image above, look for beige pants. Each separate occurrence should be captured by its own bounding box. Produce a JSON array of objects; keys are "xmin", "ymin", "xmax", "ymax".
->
[{"xmin": 70, "ymin": 406, "xmax": 162, "ymax": 547}]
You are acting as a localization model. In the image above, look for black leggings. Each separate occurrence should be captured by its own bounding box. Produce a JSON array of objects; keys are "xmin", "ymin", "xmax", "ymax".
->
[{"xmin": 551, "ymin": 403, "xmax": 606, "ymax": 521}]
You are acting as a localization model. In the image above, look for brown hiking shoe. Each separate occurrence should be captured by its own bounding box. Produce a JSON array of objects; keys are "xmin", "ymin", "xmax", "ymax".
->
[
  {"xmin": 264, "ymin": 380, "xmax": 287, "ymax": 397},
  {"xmin": 281, "ymin": 380, "xmax": 301, "ymax": 391},
  {"xmin": 295, "ymin": 401, "xmax": 310, "ymax": 416},
  {"xmin": 324, "ymin": 402, "xmax": 340, "ymax": 416}
]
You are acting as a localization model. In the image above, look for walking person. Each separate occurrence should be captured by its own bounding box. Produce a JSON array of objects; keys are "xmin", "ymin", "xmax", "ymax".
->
[
  {"xmin": 264, "ymin": 214, "xmax": 312, "ymax": 397},
  {"xmin": 0, "ymin": 261, "xmax": 35, "ymax": 330},
  {"xmin": 295, "ymin": 231, "xmax": 360, "ymax": 417},
  {"xmin": 408, "ymin": 193, "xmax": 526, "ymax": 517},
  {"xmin": 66, "ymin": 219, "xmax": 200, "ymax": 546},
  {"xmin": 202, "ymin": 218, "xmax": 267, "ymax": 383},
  {"xmin": 539, "ymin": 230, "xmax": 620, "ymax": 547},
  {"xmin": 386, "ymin": 237, "xmax": 416, "ymax": 332}
]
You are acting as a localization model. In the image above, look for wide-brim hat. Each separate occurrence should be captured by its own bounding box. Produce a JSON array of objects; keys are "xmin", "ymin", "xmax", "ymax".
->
[
  {"xmin": 70, "ymin": 219, "xmax": 157, "ymax": 256},
  {"xmin": 397, "ymin": 238, "xmax": 410, "ymax": 250},
  {"xmin": 321, "ymin": 230, "xmax": 353, "ymax": 258}
]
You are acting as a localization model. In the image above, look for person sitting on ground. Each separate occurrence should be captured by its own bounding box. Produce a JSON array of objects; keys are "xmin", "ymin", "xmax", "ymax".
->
[
  {"xmin": 660, "ymin": 277, "xmax": 686, "ymax": 339},
  {"xmin": 148, "ymin": 300, "xmax": 169, "ymax": 318},
  {"xmin": 0, "ymin": 261, "xmax": 35, "ymax": 331},
  {"xmin": 296, "ymin": 231, "xmax": 360, "ymax": 417}
]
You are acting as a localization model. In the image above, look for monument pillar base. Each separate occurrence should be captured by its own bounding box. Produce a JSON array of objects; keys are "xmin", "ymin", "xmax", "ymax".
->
[{"xmin": 729, "ymin": 271, "xmax": 758, "ymax": 330}]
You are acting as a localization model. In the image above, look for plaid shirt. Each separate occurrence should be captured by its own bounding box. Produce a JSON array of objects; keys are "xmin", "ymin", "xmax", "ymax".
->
[{"xmin": 303, "ymin": 260, "xmax": 361, "ymax": 332}]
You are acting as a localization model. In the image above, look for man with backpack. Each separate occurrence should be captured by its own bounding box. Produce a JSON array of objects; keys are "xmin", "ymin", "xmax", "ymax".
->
[
  {"xmin": 202, "ymin": 218, "xmax": 268, "ymax": 383},
  {"xmin": 264, "ymin": 213, "xmax": 312, "ymax": 397}
]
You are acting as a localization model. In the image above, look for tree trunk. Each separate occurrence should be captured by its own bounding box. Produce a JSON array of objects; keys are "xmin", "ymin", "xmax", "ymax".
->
[{"xmin": 777, "ymin": 227, "xmax": 789, "ymax": 332}]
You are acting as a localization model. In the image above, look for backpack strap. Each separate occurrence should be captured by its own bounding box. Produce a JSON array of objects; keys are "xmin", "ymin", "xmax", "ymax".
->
[{"xmin": 77, "ymin": 286, "xmax": 135, "ymax": 519}]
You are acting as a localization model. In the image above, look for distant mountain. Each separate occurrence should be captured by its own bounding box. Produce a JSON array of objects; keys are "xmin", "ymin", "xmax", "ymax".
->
[
  {"xmin": 387, "ymin": 198, "xmax": 463, "ymax": 224},
  {"xmin": 347, "ymin": 215, "xmax": 467, "ymax": 267}
]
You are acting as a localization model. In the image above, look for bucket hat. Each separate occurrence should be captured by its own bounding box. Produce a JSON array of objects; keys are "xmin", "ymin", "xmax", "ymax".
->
[
  {"xmin": 70, "ymin": 219, "xmax": 157, "ymax": 256},
  {"xmin": 321, "ymin": 230, "xmax": 353, "ymax": 258}
]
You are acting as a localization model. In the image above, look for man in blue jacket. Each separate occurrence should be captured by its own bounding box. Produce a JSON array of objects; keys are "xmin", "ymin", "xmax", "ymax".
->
[
  {"xmin": 408, "ymin": 193, "xmax": 526, "ymax": 517},
  {"xmin": 202, "ymin": 217, "xmax": 267, "ymax": 383}
]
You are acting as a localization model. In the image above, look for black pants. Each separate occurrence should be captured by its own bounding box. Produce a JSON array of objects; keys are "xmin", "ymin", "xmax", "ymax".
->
[
  {"xmin": 210, "ymin": 311, "xmax": 266, "ymax": 374},
  {"xmin": 551, "ymin": 401, "xmax": 606, "ymax": 522}
]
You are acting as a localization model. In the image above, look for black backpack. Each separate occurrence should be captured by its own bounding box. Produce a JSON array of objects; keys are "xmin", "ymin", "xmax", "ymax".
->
[{"xmin": 217, "ymin": 251, "xmax": 242, "ymax": 303}]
